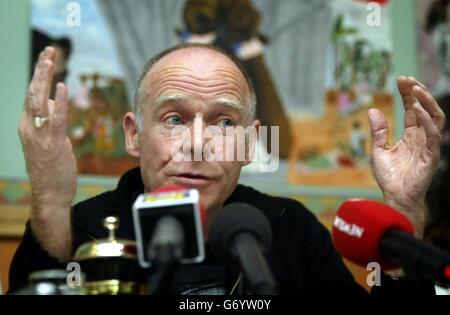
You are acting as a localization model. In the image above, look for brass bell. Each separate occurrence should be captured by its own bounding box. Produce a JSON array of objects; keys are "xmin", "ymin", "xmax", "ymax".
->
[
  {"xmin": 74, "ymin": 216, "xmax": 140, "ymax": 295},
  {"xmin": 104, "ymin": 216, "xmax": 119, "ymax": 241}
]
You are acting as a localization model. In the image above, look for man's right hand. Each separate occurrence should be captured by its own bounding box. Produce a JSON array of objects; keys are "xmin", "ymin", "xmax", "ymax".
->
[{"xmin": 18, "ymin": 47, "xmax": 77, "ymax": 261}]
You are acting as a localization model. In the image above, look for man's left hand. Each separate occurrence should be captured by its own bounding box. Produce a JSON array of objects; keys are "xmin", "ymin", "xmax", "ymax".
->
[{"xmin": 368, "ymin": 76, "xmax": 446, "ymax": 237}]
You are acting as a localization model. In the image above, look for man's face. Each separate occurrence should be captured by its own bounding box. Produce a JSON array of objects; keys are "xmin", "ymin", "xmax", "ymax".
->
[{"xmin": 124, "ymin": 48, "xmax": 258, "ymax": 220}]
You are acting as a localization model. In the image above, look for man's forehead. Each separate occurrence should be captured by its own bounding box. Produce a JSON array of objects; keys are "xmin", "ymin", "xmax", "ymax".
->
[
  {"xmin": 135, "ymin": 46, "xmax": 253, "ymax": 120},
  {"xmin": 148, "ymin": 47, "xmax": 246, "ymax": 83}
]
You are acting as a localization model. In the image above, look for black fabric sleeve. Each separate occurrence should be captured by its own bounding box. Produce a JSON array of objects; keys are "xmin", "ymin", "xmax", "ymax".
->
[
  {"xmin": 8, "ymin": 221, "xmax": 65, "ymax": 293},
  {"xmin": 293, "ymin": 205, "xmax": 368, "ymax": 295},
  {"xmin": 263, "ymin": 197, "xmax": 367, "ymax": 295}
]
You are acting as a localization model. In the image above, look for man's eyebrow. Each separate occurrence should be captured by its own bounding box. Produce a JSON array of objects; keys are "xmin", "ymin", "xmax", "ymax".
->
[
  {"xmin": 207, "ymin": 97, "xmax": 244, "ymax": 112},
  {"xmin": 152, "ymin": 93, "xmax": 245, "ymax": 113},
  {"xmin": 152, "ymin": 92, "xmax": 187, "ymax": 111}
]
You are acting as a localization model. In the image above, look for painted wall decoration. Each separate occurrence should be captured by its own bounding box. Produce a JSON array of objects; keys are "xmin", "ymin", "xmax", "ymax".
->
[
  {"xmin": 30, "ymin": 0, "xmax": 395, "ymax": 188},
  {"xmin": 287, "ymin": 0, "xmax": 394, "ymax": 188},
  {"xmin": 416, "ymin": 0, "xmax": 450, "ymax": 252},
  {"xmin": 31, "ymin": 0, "xmax": 138, "ymax": 176},
  {"xmin": 416, "ymin": 0, "xmax": 450, "ymax": 97}
]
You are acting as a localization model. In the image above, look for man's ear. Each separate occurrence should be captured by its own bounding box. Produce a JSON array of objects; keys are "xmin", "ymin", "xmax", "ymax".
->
[
  {"xmin": 123, "ymin": 112, "xmax": 140, "ymax": 158},
  {"xmin": 243, "ymin": 119, "xmax": 260, "ymax": 166}
]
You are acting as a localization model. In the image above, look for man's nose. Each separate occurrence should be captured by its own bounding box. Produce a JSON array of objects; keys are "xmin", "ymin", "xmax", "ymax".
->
[
  {"xmin": 183, "ymin": 114, "xmax": 210, "ymax": 161},
  {"xmin": 191, "ymin": 115, "xmax": 204, "ymax": 154}
]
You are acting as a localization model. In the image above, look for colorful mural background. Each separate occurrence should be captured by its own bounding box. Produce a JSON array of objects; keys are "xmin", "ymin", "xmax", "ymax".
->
[{"xmin": 29, "ymin": 0, "xmax": 395, "ymax": 188}]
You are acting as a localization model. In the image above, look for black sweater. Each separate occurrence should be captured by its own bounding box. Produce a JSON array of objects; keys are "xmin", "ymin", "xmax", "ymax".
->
[{"xmin": 8, "ymin": 167, "xmax": 434, "ymax": 295}]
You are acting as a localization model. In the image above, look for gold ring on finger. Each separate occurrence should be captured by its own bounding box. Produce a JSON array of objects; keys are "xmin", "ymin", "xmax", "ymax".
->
[{"xmin": 33, "ymin": 116, "xmax": 49, "ymax": 128}]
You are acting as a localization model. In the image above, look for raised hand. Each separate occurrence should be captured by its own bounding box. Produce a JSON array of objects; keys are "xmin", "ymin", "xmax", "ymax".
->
[
  {"xmin": 18, "ymin": 47, "xmax": 77, "ymax": 261},
  {"xmin": 368, "ymin": 76, "xmax": 446, "ymax": 237}
]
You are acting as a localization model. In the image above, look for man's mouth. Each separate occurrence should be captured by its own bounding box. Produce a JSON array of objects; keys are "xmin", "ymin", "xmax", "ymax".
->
[{"xmin": 171, "ymin": 173, "xmax": 213, "ymax": 187}]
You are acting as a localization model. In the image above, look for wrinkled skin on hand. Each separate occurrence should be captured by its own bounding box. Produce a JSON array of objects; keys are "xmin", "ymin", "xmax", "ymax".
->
[
  {"xmin": 369, "ymin": 76, "xmax": 446, "ymax": 237},
  {"xmin": 18, "ymin": 47, "xmax": 77, "ymax": 261}
]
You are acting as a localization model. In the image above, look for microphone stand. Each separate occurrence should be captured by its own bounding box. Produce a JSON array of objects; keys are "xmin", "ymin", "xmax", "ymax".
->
[
  {"xmin": 147, "ymin": 245, "xmax": 179, "ymax": 294},
  {"xmin": 146, "ymin": 216, "xmax": 184, "ymax": 295},
  {"xmin": 233, "ymin": 233, "xmax": 277, "ymax": 295},
  {"xmin": 381, "ymin": 229, "xmax": 450, "ymax": 285}
]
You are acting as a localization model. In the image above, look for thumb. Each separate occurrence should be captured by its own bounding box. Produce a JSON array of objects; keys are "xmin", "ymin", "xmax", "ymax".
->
[{"xmin": 368, "ymin": 108, "xmax": 389, "ymax": 150}]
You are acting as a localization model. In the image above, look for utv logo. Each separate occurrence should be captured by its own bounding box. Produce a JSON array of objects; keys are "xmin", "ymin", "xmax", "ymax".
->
[
  {"xmin": 333, "ymin": 216, "xmax": 364, "ymax": 238},
  {"xmin": 143, "ymin": 191, "xmax": 190, "ymax": 203}
]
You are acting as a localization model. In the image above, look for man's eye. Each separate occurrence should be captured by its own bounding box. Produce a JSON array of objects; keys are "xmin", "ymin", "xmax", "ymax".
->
[
  {"xmin": 165, "ymin": 115, "xmax": 183, "ymax": 125},
  {"xmin": 217, "ymin": 118, "xmax": 235, "ymax": 128}
]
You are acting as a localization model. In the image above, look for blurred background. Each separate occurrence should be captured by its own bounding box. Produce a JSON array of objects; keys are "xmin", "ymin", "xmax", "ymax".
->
[{"xmin": 0, "ymin": 0, "xmax": 448, "ymax": 293}]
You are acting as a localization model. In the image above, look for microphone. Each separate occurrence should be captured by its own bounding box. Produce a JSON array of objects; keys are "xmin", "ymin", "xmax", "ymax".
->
[
  {"xmin": 132, "ymin": 185, "xmax": 206, "ymax": 293},
  {"xmin": 332, "ymin": 199, "xmax": 450, "ymax": 285},
  {"xmin": 209, "ymin": 203, "xmax": 277, "ymax": 295}
]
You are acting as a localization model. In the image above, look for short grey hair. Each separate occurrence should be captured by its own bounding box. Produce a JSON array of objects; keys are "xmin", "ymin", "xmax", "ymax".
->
[{"xmin": 133, "ymin": 43, "xmax": 257, "ymax": 130}]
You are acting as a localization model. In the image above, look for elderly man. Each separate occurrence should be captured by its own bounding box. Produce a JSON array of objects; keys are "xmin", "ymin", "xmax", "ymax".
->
[{"xmin": 9, "ymin": 43, "xmax": 446, "ymax": 294}]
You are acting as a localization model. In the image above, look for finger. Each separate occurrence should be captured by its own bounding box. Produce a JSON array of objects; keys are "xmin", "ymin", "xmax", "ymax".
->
[
  {"xmin": 413, "ymin": 103, "xmax": 441, "ymax": 156},
  {"xmin": 410, "ymin": 77, "xmax": 430, "ymax": 93},
  {"xmin": 397, "ymin": 76, "xmax": 417, "ymax": 112},
  {"xmin": 27, "ymin": 47, "xmax": 56, "ymax": 117},
  {"xmin": 368, "ymin": 108, "xmax": 389, "ymax": 150},
  {"xmin": 38, "ymin": 47, "xmax": 56, "ymax": 110},
  {"xmin": 50, "ymin": 83, "xmax": 69, "ymax": 139},
  {"xmin": 404, "ymin": 109, "xmax": 418, "ymax": 129},
  {"xmin": 412, "ymin": 85, "xmax": 446, "ymax": 131}
]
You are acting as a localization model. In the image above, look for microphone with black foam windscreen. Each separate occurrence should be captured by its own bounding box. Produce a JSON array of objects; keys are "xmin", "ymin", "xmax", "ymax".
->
[
  {"xmin": 132, "ymin": 185, "xmax": 206, "ymax": 294},
  {"xmin": 209, "ymin": 202, "xmax": 277, "ymax": 295},
  {"xmin": 332, "ymin": 199, "xmax": 450, "ymax": 285}
]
